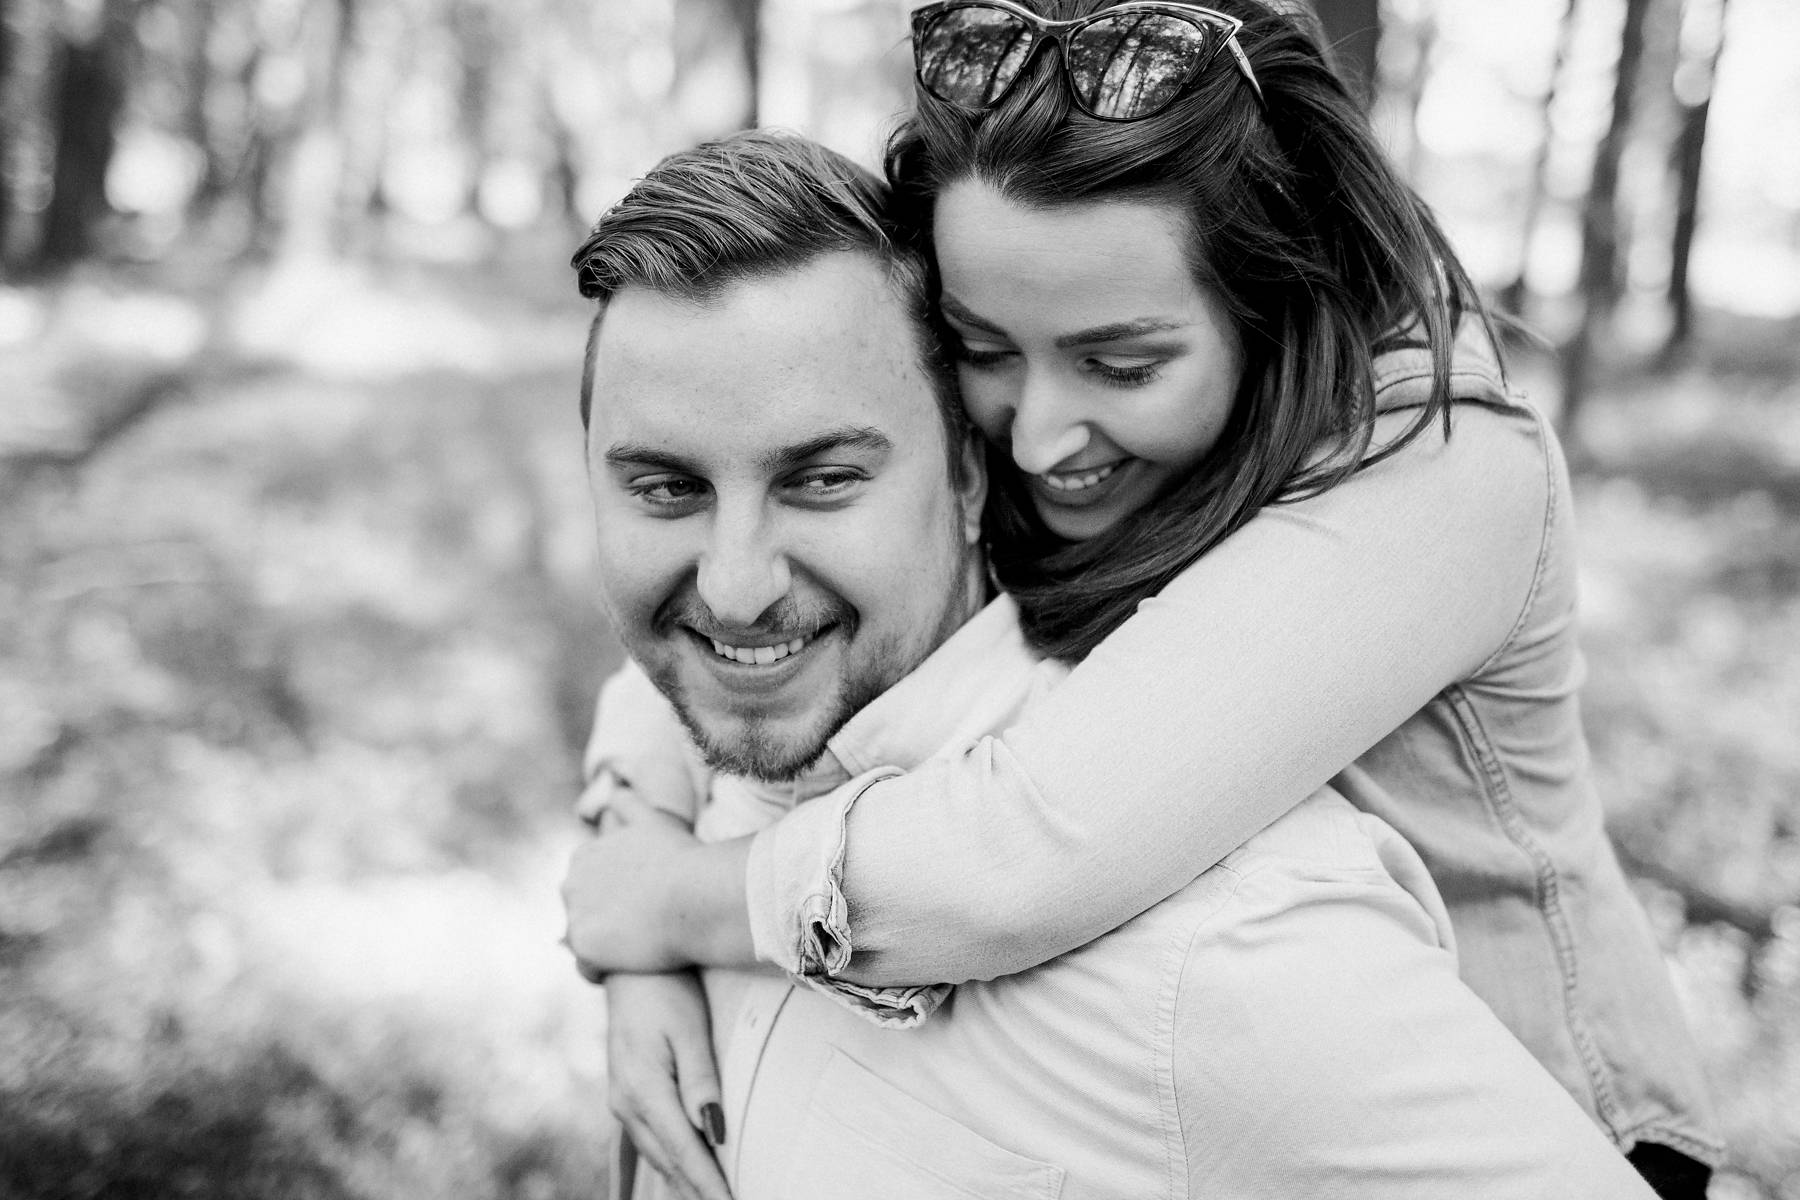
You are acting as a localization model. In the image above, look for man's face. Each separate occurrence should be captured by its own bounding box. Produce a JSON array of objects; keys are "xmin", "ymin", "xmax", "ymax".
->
[{"xmin": 587, "ymin": 252, "xmax": 986, "ymax": 781}]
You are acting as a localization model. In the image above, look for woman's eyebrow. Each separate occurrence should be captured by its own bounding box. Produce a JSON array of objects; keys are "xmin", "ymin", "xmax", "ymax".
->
[
  {"xmin": 1054, "ymin": 318, "xmax": 1188, "ymax": 349},
  {"xmin": 940, "ymin": 294, "xmax": 1187, "ymax": 348},
  {"xmin": 938, "ymin": 294, "xmax": 1003, "ymax": 333}
]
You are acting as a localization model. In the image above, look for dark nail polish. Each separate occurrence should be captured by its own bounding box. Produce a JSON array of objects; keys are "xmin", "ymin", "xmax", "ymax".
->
[{"xmin": 701, "ymin": 1102, "xmax": 726, "ymax": 1147}]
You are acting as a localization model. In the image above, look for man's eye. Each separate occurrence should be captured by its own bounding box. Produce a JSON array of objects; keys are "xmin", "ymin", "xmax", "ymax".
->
[
  {"xmin": 790, "ymin": 469, "xmax": 863, "ymax": 498},
  {"xmin": 629, "ymin": 477, "xmax": 708, "ymax": 508}
]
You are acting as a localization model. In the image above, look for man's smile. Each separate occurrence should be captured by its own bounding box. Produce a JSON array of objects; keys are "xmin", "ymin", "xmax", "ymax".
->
[
  {"xmin": 706, "ymin": 631, "xmax": 815, "ymax": 665},
  {"xmin": 677, "ymin": 624, "xmax": 843, "ymax": 696}
]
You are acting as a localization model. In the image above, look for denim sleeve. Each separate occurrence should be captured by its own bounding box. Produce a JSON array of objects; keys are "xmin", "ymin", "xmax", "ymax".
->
[
  {"xmin": 744, "ymin": 766, "xmax": 952, "ymax": 1025},
  {"xmin": 582, "ymin": 659, "xmax": 708, "ymax": 824},
  {"xmin": 747, "ymin": 401, "xmax": 1558, "ymax": 988}
]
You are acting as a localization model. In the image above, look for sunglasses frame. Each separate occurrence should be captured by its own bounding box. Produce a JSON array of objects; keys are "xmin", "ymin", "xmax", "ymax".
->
[{"xmin": 910, "ymin": 0, "xmax": 1266, "ymax": 121}]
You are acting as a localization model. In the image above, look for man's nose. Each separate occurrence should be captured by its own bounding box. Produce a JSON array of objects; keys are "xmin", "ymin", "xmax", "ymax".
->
[
  {"xmin": 695, "ymin": 506, "xmax": 792, "ymax": 629},
  {"xmin": 1008, "ymin": 370, "xmax": 1090, "ymax": 475}
]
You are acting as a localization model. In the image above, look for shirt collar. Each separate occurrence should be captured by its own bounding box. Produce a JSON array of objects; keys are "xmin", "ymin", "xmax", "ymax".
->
[
  {"xmin": 1372, "ymin": 318, "xmax": 1510, "ymax": 414},
  {"xmin": 824, "ymin": 594, "xmax": 1055, "ymax": 779}
]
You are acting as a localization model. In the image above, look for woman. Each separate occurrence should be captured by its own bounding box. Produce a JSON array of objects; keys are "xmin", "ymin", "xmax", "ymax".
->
[{"xmin": 568, "ymin": 2, "xmax": 1719, "ymax": 1196}]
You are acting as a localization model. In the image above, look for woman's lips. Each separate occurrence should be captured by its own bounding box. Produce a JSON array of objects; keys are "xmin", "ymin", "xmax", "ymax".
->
[{"xmin": 1029, "ymin": 459, "xmax": 1134, "ymax": 508}]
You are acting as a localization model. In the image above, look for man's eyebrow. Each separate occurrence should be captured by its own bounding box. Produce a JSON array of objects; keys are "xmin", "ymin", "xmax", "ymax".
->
[
  {"xmin": 602, "ymin": 426, "xmax": 892, "ymax": 474},
  {"xmin": 940, "ymin": 294, "xmax": 1189, "ymax": 349},
  {"xmin": 603, "ymin": 443, "xmax": 692, "ymax": 471},
  {"xmin": 760, "ymin": 426, "xmax": 892, "ymax": 472}
]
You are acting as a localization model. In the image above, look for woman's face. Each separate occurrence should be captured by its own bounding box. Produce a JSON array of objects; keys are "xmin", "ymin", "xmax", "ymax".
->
[{"xmin": 934, "ymin": 179, "xmax": 1246, "ymax": 542}]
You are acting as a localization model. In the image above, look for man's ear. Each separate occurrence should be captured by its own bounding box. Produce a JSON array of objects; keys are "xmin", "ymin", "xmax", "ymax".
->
[{"xmin": 954, "ymin": 430, "xmax": 987, "ymax": 547}]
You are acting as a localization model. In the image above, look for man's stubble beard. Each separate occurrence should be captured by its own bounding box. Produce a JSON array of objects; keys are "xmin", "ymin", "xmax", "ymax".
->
[
  {"xmin": 640, "ymin": 556, "xmax": 982, "ymax": 784},
  {"xmin": 653, "ymin": 643, "xmax": 899, "ymax": 783}
]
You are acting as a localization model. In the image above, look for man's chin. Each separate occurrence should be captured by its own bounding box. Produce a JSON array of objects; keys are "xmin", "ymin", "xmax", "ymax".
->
[{"xmin": 682, "ymin": 712, "xmax": 835, "ymax": 783}]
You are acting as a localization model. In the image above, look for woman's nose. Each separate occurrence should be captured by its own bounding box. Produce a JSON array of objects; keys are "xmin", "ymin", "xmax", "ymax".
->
[{"xmin": 1007, "ymin": 371, "xmax": 1091, "ymax": 475}]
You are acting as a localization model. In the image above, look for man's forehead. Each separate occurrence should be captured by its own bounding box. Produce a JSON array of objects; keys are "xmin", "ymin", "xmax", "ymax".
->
[{"xmin": 589, "ymin": 255, "xmax": 938, "ymax": 459}]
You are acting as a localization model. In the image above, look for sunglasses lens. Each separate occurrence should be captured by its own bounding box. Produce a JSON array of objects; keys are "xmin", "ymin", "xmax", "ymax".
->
[
  {"xmin": 917, "ymin": 5, "xmax": 1040, "ymax": 109},
  {"xmin": 1067, "ymin": 12, "xmax": 1211, "ymax": 119}
]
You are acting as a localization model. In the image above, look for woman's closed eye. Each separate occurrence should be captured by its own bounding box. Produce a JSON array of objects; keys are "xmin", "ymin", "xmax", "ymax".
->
[
  {"xmin": 1087, "ymin": 357, "xmax": 1163, "ymax": 387},
  {"xmin": 948, "ymin": 333, "xmax": 1015, "ymax": 369}
]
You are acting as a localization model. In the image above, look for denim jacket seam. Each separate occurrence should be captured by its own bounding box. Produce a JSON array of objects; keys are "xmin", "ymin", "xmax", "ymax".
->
[
  {"xmin": 1615, "ymin": 1117, "xmax": 1726, "ymax": 1165},
  {"xmin": 1440, "ymin": 684, "xmax": 1629, "ymax": 1139},
  {"xmin": 1473, "ymin": 403, "xmax": 1557, "ymax": 678}
]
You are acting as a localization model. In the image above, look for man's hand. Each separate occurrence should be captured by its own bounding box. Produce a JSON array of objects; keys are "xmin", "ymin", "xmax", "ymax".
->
[
  {"xmin": 563, "ymin": 792, "xmax": 757, "ymax": 976},
  {"xmin": 605, "ymin": 972, "xmax": 732, "ymax": 1200}
]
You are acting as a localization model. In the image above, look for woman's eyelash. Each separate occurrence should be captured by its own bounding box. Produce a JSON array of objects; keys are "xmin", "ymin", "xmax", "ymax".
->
[
  {"xmin": 1093, "ymin": 362, "xmax": 1160, "ymax": 386},
  {"xmin": 955, "ymin": 344, "xmax": 1011, "ymax": 367}
]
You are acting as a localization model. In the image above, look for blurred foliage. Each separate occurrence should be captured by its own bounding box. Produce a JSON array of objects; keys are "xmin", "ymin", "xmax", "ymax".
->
[
  {"xmin": 1560, "ymin": 320, "xmax": 1800, "ymax": 1195},
  {"xmin": 0, "ymin": 0, "xmax": 1798, "ymax": 1196},
  {"xmin": 0, "ymin": 250, "xmax": 621, "ymax": 1198}
]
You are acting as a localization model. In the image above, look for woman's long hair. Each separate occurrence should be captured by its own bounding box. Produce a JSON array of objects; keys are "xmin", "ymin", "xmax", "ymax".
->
[{"xmin": 886, "ymin": 0, "xmax": 1497, "ymax": 659}]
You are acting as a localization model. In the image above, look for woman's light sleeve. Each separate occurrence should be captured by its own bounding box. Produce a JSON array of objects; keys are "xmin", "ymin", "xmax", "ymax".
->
[
  {"xmin": 745, "ymin": 403, "xmax": 1557, "ymax": 986},
  {"xmin": 583, "ymin": 658, "xmax": 709, "ymax": 825}
]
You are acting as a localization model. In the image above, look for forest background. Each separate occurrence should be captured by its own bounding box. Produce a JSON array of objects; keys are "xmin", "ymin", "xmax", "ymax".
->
[{"xmin": 1, "ymin": 0, "xmax": 1798, "ymax": 1196}]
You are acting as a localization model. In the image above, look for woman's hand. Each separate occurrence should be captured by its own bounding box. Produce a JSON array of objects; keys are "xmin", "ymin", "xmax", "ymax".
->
[
  {"xmin": 563, "ymin": 792, "xmax": 757, "ymax": 977},
  {"xmin": 605, "ymin": 971, "xmax": 732, "ymax": 1200}
]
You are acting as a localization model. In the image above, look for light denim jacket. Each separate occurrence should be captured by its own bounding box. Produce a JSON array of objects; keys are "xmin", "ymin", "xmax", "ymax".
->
[{"xmin": 590, "ymin": 329, "xmax": 1720, "ymax": 1164}]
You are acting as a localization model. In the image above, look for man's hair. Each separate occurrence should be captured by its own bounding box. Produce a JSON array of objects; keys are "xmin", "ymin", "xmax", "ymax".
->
[
  {"xmin": 887, "ymin": 0, "xmax": 1499, "ymax": 660},
  {"xmin": 571, "ymin": 130, "xmax": 967, "ymax": 471}
]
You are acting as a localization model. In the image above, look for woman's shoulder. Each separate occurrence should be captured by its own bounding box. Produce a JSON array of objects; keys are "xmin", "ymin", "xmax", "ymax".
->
[{"xmin": 1328, "ymin": 394, "xmax": 1556, "ymax": 550}]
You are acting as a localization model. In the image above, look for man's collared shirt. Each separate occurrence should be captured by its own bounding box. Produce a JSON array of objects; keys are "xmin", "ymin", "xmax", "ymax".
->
[{"xmin": 687, "ymin": 597, "xmax": 1654, "ymax": 1200}]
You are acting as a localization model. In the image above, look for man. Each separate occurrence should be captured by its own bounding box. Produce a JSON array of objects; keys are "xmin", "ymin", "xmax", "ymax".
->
[{"xmin": 568, "ymin": 130, "xmax": 1654, "ymax": 1200}]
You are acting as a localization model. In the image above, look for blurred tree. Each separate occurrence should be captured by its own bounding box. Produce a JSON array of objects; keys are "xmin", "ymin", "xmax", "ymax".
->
[
  {"xmin": 675, "ymin": 0, "xmax": 761, "ymax": 132},
  {"xmin": 0, "ymin": 0, "xmax": 13, "ymax": 262},
  {"xmin": 452, "ymin": 0, "xmax": 498, "ymax": 223},
  {"xmin": 177, "ymin": 0, "xmax": 229, "ymax": 218},
  {"xmin": 1498, "ymin": 0, "xmax": 1584, "ymax": 318},
  {"xmin": 1664, "ymin": 0, "xmax": 1730, "ymax": 355},
  {"xmin": 38, "ymin": 0, "xmax": 134, "ymax": 269},
  {"xmin": 1562, "ymin": 0, "xmax": 1659, "ymax": 426},
  {"xmin": 1310, "ymin": 0, "xmax": 1381, "ymax": 106}
]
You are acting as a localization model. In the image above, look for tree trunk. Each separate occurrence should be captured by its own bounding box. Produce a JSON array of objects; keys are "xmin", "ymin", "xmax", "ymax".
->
[
  {"xmin": 1310, "ymin": 0, "xmax": 1381, "ymax": 107},
  {"xmin": 673, "ymin": 0, "xmax": 761, "ymax": 133},
  {"xmin": 1665, "ymin": 0, "xmax": 1730, "ymax": 355},
  {"xmin": 1498, "ymin": 0, "xmax": 1584, "ymax": 317},
  {"xmin": 0, "ymin": 0, "xmax": 13, "ymax": 264},
  {"xmin": 37, "ymin": 2, "xmax": 131, "ymax": 270},
  {"xmin": 181, "ymin": 0, "xmax": 229, "ymax": 217},
  {"xmin": 1560, "ymin": 0, "xmax": 1656, "ymax": 430},
  {"xmin": 452, "ymin": 0, "xmax": 496, "ymax": 222}
]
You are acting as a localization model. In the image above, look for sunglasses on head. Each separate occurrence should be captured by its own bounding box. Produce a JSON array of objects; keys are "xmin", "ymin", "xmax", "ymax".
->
[{"xmin": 911, "ymin": 0, "xmax": 1265, "ymax": 122}]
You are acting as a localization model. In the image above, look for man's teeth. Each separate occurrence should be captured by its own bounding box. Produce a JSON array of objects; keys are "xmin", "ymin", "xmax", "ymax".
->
[
  {"xmin": 709, "ymin": 636, "xmax": 809, "ymax": 665},
  {"xmin": 1041, "ymin": 462, "xmax": 1119, "ymax": 492}
]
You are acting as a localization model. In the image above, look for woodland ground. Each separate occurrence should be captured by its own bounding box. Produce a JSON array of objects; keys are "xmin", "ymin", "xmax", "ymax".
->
[{"xmin": 1, "ymin": 243, "xmax": 1796, "ymax": 1198}]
